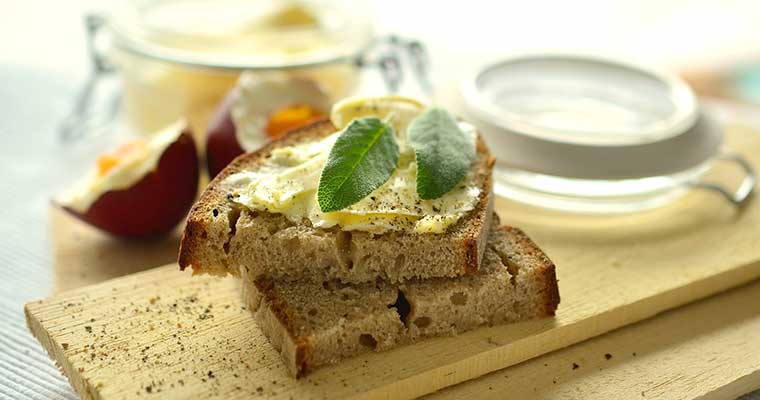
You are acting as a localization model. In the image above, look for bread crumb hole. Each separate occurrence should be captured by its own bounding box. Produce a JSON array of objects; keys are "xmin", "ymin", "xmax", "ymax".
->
[
  {"xmin": 359, "ymin": 334, "xmax": 377, "ymax": 350},
  {"xmin": 308, "ymin": 308, "xmax": 318, "ymax": 316},
  {"xmin": 450, "ymin": 292, "xmax": 467, "ymax": 305},
  {"xmin": 388, "ymin": 289, "xmax": 412, "ymax": 326},
  {"xmin": 493, "ymin": 245, "xmax": 520, "ymax": 286},
  {"xmin": 223, "ymin": 207, "xmax": 242, "ymax": 255},
  {"xmin": 336, "ymin": 231, "xmax": 354, "ymax": 270},
  {"xmin": 414, "ymin": 316, "xmax": 431, "ymax": 328}
]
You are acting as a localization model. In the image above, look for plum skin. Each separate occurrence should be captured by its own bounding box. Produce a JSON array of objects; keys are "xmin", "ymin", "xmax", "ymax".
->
[
  {"xmin": 64, "ymin": 130, "xmax": 199, "ymax": 238},
  {"xmin": 206, "ymin": 89, "xmax": 244, "ymax": 178}
]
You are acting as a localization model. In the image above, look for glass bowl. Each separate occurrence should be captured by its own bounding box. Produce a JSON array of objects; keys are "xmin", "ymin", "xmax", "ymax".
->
[{"xmin": 461, "ymin": 54, "xmax": 755, "ymax": 213}]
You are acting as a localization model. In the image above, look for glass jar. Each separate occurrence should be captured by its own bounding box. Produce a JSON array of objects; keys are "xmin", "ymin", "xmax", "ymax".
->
[{"xmin": 62, "ymin": 0, "xmax": 425, "ymax": 143}]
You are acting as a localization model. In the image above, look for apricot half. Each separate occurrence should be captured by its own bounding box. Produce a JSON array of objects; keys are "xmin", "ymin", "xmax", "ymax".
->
[{"xmin": 59, "ymin": 121, "xmax": 199, "ymax": 238}]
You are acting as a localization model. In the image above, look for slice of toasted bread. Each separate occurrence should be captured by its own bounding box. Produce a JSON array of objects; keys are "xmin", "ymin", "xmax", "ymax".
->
[
  {"xmin": 179, "ymin": 119, "xmax": 495, "ymax": 283},
  {"xmin": 243, "ymin": 223, "xmax": 560, "ymax": 377}
]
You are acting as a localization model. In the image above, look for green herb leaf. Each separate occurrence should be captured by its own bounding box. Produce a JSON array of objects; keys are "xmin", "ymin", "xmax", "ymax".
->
[
  {"xmin": 409, "ymin": 107, "xmax": 476, "ymax": 200},
  {"xmin": 318, "ymin": 117, "xmax": 399, "ymax": 212}
]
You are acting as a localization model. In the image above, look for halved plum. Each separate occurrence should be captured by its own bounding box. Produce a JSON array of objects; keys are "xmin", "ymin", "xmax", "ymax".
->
[
  {"xmin": 206, "ymin": 89, "xmax": 245, "ymax": 179},
  {"xmin": 59, "ymin": 122, "xmax": 199, "ymax": 238},
  {"xmin": 205, "ymin": 72, "xmax": 330, "ymax": 177}
]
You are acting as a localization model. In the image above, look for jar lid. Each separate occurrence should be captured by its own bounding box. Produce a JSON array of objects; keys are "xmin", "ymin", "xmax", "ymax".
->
[
  {"xmin": 461, "ymin": 54, "xmax": 722, "ymax": 180},
  {"xmin": 107, "ymin": 0, "xmax": 374, "ymax": 70}
]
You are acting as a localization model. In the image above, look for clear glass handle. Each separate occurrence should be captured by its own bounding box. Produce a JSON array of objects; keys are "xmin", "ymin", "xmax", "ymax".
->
[
  {"xmin": 59, "ymin": 13, "xmax": 119, "ymax": 143},
  {"xmin": 356, "ymin": 35, "xmax": 433, "ymax": 99},
  {"xmin": 689, "ymin": 151, "xmax": 756, "ymax": 206}
]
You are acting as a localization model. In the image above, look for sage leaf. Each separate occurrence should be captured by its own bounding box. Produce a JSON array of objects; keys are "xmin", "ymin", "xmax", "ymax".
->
[
  {"xmin": 408, "ymin": 107, "xmax": 475, "ymax": 200},
  {"xmin": 318, "ymin": 117, "xmax": 399, "ymax": 212}
]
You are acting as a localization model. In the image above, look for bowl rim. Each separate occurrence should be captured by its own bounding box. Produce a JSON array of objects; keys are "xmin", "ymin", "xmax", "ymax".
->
[
  {"xmin": 460, "ymin": 52, "xmax": 700, "ymax": 147},
  {"xmin": 105, "ymin": 0, "xmax": 375, "ymax": 71}
]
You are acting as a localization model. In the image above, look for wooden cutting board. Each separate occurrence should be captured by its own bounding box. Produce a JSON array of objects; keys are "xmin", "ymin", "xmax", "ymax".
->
[
  {"xmin": 28, "ymin": 125, "xmax": 760, "ymax": 399},
  {"xmin": 25, "ymin": 266, "xmax": 760, "ymax": 400},
  {"xmin": 429, "ymin": 278, "xmax": 760, "ymax": 400}
]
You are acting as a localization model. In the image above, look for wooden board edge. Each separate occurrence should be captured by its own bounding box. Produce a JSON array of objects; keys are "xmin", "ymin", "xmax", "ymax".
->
[
  {"xmin": 24, "ymin": 302, "xmax": 96, "ymax": 400},
  {"xmin": 702, "ymin": 370, "xmax": 760, "ymax": 400}
]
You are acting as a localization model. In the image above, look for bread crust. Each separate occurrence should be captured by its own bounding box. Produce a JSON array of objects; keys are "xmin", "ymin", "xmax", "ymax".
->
[{"xmin": 178, "ymin": 119, "xmax": 496, "ymax": 283}]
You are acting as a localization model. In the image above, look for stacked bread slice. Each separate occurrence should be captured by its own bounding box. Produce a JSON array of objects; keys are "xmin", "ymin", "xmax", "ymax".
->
[{"xmin": 179, "ymin": 120, "xmax": 560, "ymax": 377}]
